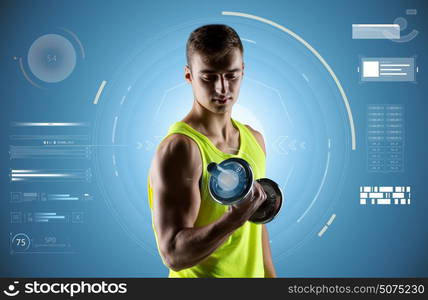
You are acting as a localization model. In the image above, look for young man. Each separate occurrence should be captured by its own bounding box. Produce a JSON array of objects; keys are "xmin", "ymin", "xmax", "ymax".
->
[{"xmin": 147, "ymin": 24, "xmax": 276, "ymax": 278}]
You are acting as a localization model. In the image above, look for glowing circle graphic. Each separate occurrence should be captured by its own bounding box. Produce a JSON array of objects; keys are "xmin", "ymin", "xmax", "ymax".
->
[{"xmin": 27, "ymin": 34, "xmax": 76, "ymax": 83}]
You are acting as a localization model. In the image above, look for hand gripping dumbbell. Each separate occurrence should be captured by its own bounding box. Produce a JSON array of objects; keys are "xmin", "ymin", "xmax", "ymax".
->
[{"xmin": 207, "ymin": 157, "xmax": 283, "ymax": 224}]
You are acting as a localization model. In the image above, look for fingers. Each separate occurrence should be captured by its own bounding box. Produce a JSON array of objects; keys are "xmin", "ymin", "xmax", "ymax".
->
[
  {"xmin": 254, "ymin": 181, "xmax": 265, "ymax": 201},
  {"xmin": 260, "ymin": 184, "xmax": 267, "ymax": 200},
  {"xmin": 227, "ymin": 181, "xmax": 267, "ymax": 219}
]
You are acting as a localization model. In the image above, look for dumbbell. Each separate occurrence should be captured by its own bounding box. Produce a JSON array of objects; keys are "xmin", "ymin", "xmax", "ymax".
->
[{"xmin": 207, "ymin": 157, "xmax": 283, "ymax": 224}]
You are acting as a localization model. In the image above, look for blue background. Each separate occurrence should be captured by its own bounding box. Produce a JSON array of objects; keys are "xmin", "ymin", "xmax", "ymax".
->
[{"xmin": 1, "ymin": 0, "xmax": 427, "ymax": 277}]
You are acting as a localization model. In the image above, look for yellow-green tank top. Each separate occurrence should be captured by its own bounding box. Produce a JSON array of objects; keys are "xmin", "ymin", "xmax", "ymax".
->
[{"xmin": 147, "ymin": 118, "xmax": 266, "ymax": 277}]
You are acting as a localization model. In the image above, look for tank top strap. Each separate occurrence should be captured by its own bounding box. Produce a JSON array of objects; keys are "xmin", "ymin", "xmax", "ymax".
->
[
  {"xmin": 164, "ymin": 121, "xmax": 210, "ymax": 168},
  {"xmin": 231, "ymin": 119, "xmax": 265, "ymax": 158}
]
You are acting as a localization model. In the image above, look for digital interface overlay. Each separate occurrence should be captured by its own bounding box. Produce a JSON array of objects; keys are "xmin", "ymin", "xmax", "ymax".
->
[{"xmin": 1, "ymin": 0, "xmax": 427, "ymax": 277}]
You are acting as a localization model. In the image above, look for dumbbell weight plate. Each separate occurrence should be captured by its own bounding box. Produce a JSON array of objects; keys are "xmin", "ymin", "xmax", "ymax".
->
[
  {"xmin": 249, "ymin": 178, "xmax": 283, "ymax": 224},
  {"xmin": 207, "ymin": 158, "xmax": 253, "ymax": 205}
]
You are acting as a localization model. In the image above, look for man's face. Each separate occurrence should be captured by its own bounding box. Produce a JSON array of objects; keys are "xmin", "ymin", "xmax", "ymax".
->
[{"xmin": 185, "ymin": 48, "xmax": 244, "ymax": 114}]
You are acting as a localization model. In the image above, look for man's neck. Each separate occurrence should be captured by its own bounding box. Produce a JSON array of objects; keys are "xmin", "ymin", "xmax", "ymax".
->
[{"xmin": 182, "ymin": 99, "xmax": 236, "ymax": 140}]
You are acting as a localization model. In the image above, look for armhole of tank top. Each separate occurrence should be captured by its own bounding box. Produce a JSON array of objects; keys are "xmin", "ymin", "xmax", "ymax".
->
[{"xmin": 166, "ymin": 131, "xmax": 205, "ymax": 190}]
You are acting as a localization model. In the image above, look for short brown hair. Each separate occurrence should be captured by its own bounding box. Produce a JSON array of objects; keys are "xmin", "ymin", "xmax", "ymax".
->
[{"xmin": 186, "ymin": 24, "xmax": 243, "ymax": 67}]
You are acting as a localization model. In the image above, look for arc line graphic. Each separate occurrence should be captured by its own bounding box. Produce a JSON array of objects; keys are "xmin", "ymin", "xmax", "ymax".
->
[
  {"xmin": 93, "ymin": 80, "xmax": 107, "ymax": 104},
  {"xmin": 59, "ymin": 27, "xmax": 86, "ymax": 59},
  {"xmin": 112, "ymin": 116, "xmax": 118, "ymax": 143},
  {"xmin": 222, "ymin": 11, "xmax": 356, "ymax": 150},
  {"xmin": 241, "ymin": 38, "xmax": 256, "ymax": 44},
  {"xmin": 284, "ymin": 163, "xmax": 295, "ymax": 188},
  {"xmin": 297, "ymin": 138, "xmax": 331, "ymax": 223},
  {"xmin": 18, "ymin": 57, "xmax": 44, "ymax": 89}
]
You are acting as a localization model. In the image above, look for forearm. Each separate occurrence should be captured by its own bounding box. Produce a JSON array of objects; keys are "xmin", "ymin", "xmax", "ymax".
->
[
  {"xmin": 264, "ymin": 260, "xmax": 276, "ymax": 278},
  {"xmin": 163, "ymin": 211, "xmax": 244, "ymax": 271},
  {"xmin": 262, "ymin": 225, "xmax": 276, "ymax": 278}
]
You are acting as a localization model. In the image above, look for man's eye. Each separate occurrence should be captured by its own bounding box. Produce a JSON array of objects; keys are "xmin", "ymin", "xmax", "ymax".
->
[
  {"xmin": 226, "ymin": 74, "xmax": 239, "ymax": 80},
  {"xmin": 201, "ymin": 74, "xmax": 239, "ymax": 81},
  {"xmin": 202, "ymin": 75, "xmax": 217, "ymax": 81}
]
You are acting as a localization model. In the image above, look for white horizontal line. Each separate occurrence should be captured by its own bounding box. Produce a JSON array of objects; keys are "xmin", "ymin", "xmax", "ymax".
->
[
  {"xmin": 380, "ymin": 73, "xmax": 407, "ymax": 76},
  {"xmin": 380, "ymin": 64, "xmax": 410, "ymax": 67},
  {"xmin": 380, "ymin": 68, "xmax": 402, "ymax": 71},
  {"xmin": 13, "ymin": 122, "xmax": 86, "ymax": 126},
  {"xmin": 353, "ymin": 24, "xmax": 399, "ymax": 27},
  {"xmin": 379, "ymin": 187, "xmax": 393, "ymax": 192},
  {"xmin": 377, "ymin": 199, "xmax": 391, "ymax": 205},
  {"xmin": 11, "ymin": 174, "xmax": 71, "ymax": 177}
]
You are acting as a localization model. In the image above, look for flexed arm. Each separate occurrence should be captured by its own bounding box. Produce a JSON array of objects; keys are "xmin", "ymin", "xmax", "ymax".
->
[{"xmin": 150, "ymin": 134, "xmax": 266, "ymax": 271}]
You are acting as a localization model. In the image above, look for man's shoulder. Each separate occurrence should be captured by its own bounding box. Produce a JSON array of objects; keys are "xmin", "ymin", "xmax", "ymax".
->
[
  {"xmin": 244, "ymin": 124, "xmax": 264, "ymax": 139},
  {"xmin": 151, "ymin": 133, "xmax": 202, "ymax": 182},
  {"xmin": 157, "ymin": 133, "xmax": 200, "ymax": 161}
]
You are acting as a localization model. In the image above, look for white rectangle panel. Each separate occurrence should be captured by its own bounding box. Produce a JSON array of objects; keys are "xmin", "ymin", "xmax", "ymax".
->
[
  {"xmin": 352, "ymin": 24, "xmax": 400, "ymax": 39},
  {"xmin": 379, "ymin": 187, "xmax": 393, "ymax": 192},
  {"xmin": 377, "ymin": 199, "xmax": 391, "ymax": 205},
  {"xmin": 363, "ymin": 61, "xmax": 380, "ymax": 77}
]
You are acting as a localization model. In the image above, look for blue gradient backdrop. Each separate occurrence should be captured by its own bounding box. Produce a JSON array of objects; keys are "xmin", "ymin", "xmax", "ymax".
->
[{"xmin": 1, "ymin": 0, "xmax": 427, "ymax": 277}]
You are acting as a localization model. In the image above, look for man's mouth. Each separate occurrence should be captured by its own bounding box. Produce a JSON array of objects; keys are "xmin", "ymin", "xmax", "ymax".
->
[{"xmin": 213, "ymin": 97, "xmax": 231, "ymax": 104}]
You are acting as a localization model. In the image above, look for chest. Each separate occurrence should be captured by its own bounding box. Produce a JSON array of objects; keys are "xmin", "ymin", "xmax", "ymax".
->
[{"xmin": 207, "ymin": 133, "xmax": 241, "ymax": 155}]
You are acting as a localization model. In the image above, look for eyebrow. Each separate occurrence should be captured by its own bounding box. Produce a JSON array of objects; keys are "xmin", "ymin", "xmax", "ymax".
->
[{"xmin": 199, "ymin": 68, "xmax": 241, "ymax": 74}]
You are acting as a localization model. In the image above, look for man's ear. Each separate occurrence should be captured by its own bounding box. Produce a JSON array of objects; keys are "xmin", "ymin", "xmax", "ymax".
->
[
  {"xmin": 242, "ymin": 62, "xmax": 245, "ymax": 77},
  {"xmin": 184, "ymin": 65, "xmax": 192, "ymax": 83}
]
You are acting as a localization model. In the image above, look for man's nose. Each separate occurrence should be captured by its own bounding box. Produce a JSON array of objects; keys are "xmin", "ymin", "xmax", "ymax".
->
[{"xmin": 215, "ymin": 75, "xmax": 228, "ymax": 94}]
